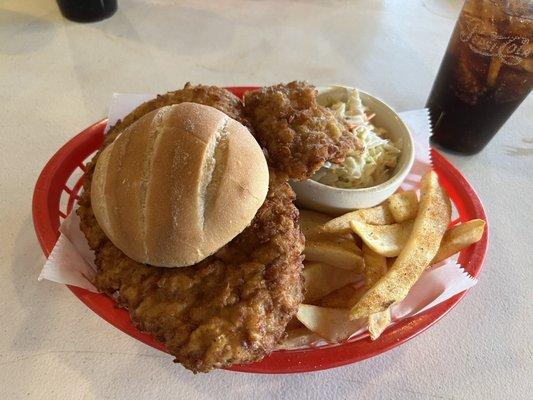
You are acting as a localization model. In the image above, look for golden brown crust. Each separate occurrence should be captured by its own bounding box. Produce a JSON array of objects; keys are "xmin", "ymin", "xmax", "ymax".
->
[
  {"xmin": 77, "ymin": 84, "xmax": 305, "ymax": 373},
  {"xmin": 80, "ymin": 171, "xmax": 304, "ymax": 373},
  {"xmin": 244, "ymin": 81, "xmax": 362, "ymax": 180}
]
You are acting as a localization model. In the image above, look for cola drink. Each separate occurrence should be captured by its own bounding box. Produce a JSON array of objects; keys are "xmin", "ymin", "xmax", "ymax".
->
[{"xmin": 426, "ymin": 0, "xmax": 532, "ymax": 154}]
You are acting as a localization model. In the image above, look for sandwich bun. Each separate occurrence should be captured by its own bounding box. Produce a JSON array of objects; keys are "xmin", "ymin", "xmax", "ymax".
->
[{"xmin": 91, "ymin": 102, "xmax": 269, "ymax": 267}]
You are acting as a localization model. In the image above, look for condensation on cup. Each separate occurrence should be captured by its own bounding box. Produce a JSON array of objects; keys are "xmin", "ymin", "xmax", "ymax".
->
[{"xmin": 426, "ymin": 0, "xmax": 532, "ymax": 154}]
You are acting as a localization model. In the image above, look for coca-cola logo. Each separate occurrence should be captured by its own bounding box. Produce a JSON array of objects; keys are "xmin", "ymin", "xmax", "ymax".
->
[{"xmin": 459, "ymin": 15, "xmax": 531, "ymax": 65}]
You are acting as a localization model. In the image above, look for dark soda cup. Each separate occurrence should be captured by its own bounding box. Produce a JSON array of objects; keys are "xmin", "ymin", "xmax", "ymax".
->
[
  {"xmin": 426, "ymin": 0, "xmax": 532, "ymax": 154},
  {"xmin": 57, "ymin": 0, "xmax": 117, "ymax": 23}
]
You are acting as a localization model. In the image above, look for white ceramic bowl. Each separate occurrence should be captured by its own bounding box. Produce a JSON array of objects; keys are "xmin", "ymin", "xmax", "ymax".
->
[{"xmin": 290, "ymin": 85, "xmax": 414, "ymax": 215}]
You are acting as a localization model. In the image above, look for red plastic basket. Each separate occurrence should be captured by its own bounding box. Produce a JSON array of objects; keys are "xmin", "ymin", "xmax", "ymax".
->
[{"xmin": 32, "ymin": 87, "xmax": 488, "ymax": 373}]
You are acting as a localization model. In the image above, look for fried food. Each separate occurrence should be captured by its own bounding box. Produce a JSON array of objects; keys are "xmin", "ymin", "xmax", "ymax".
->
[
  {"xmin": 350, "ymin": 171, "xmax": 451, "ymax": 320},
  {"xmin": 299, "ymin": 209, "xmax": 358, "ymax": 249},
  {"xmin": 322, "ymin": 204, "xmax": 395, "ymax": 234},
  {"xmin": 368, "ymin": 311, "xmax": 391, "ymax": 340},
  {"xmin": 277, "ymin": 327, "xmax": 321, "ymax": 350},
  {"xmin": 315, "ymin": 283, "xmax": 366, "ymax": 309},
  {"xmin": 297, "ymin": 305, "xmax": 362, "ymax": 343},
  {"xmin": 362, "ymin": 244, "xmax": 391, "ymax": 340},
  {"xmin": 387, "ymin": 191, "xmax": 419, "ymax": 223},
  {"xmin": 302, "ymin": 262, "xmax": 360, "ymax": 303},
  {"xmin": 84, "ymin": 174, "xmax": 303, "ymax": 372},
  {"xmin": 78, "ymin": 85, "xmax": 305, "ymax": 373},
  {"xmin": 361, "ymin": 244, "xmax": 387, "ymax": 290},
  {"xmin": 298, "ymin": 209, "xmax": 331, "ymax": 240},
  {"xmin": 304, "ymin": 240, "xmax": 364, "ymax": 272},
  {"xmin": 432, "ymin": 219, "xmax": 485, "ymax": 264},
  {"xmin": 244, "ymin": 81, "xmax": 362, "ymax": 180},
  {"xmin": 350, "ymin": 219, "xmax": 415, "ymax": 257}
]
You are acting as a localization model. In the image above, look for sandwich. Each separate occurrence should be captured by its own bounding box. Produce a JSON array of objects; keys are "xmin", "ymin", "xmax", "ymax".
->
[{"xmin": 78, "ymin": 85, "xmax": 305, "ymax": 372}]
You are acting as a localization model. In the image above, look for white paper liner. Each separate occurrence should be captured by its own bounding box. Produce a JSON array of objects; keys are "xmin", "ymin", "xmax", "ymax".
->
[{"xmin": 38, "ymin": 93, "xmax": 478, "ymax": 348}]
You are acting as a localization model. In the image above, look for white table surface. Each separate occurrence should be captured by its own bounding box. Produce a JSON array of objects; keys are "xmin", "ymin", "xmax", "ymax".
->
[{"xmin": 1, "ymin": 0, "xmax": 532, "ymax": 399}]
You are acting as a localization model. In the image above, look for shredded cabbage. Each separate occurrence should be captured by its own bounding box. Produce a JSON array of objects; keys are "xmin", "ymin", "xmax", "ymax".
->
[{"xmin": 312, "ymin": 89, "xmax": 401, "ymax": 189}]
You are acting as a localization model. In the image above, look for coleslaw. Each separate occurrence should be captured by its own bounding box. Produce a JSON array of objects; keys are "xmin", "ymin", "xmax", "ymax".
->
[{"xmin": 312, "ymin": 89, "xmax": 401, "ymax": 189}]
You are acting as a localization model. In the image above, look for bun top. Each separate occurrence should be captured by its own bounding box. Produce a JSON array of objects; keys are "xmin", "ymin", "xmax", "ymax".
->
[{"xmin": 91, "ymin": 102, "xmax": 269, "ymax": 267}]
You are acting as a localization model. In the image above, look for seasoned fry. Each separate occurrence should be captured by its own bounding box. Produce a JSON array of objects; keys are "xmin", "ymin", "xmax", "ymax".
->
[
  {"xmin": 294, "ymin": 171, "xmax": 484, "ymax": 346},
  {"xmin": 362, "ymin": 244, "xmax": 391, "ymax": 339},
  {"xmin": 297, "ymin": 305, "xmax": 364, "ymax": 342},
  {"xmin": 328, "ymin": 236, "xmax": 362, "ymax": 254},
  {"xmin": 352, "ymin": 218, "xmax": 485, "ymax": 267},
  {"xmin": 368, "ymin": 312, "xmax": 392, "ymax": 340},
  {"xmin": 321, "ymin": 211, "xmax": 359, "ymax": 234},
  {"xmin": 322, "ymin": 205, "xmax": 395, "ymax": 234},
  {"xmin": 315, "ymin": 284, "xmax": 366, "ymax": 308},
  {"xmin": 300, "ymin": 209, "xmax": 359, "ymax": 252},
  {"xmin": 350, "ymin": 171, "xmax": 451, "ymax": 320},
  {"xmin": 432, "ymin": 219, "xmax": 486, "ymax": 264},
  {"xmin": 286, "ymin": 316, "xmax": 304, "ymax": 330},
  {"xmin": 362, "ymin": 244, "xmax": 387, "ymax": 289},
  {"xmin": 350, "ymin": 220, "xmax": 414, "ymax": 257},
  {"xmin": 304, "ymin": 240, "xmax": 364, "ymax": 272},
  {"xmin": 303, "ymin": 262, "xmax": 360, "ymax": 302},
  {"xmin": 356, "ymin": 205, "xmax": 396, "ymax": 225},
  {"xmin": 387, "ymin": 191, "xmax": 419, "ymax": 223},
  {"xmin": 277, "ymin": 327, "xmax": 321, "ymax": 350},
  {"xmin": 299, "ymin": 209, "xmax": 331, "ymax": 240}
]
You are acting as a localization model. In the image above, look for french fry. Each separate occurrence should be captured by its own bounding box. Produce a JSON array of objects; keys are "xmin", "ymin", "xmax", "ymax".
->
[
  {"xmin": 350, "ymin": 219, "xmax": 414, "ymax": 257},
  {"xmin": 322, "ymin": 204, "xmax": 395, "ymax": 234},
  {"xmin": 350, "ymin": 171, "xmax": 451, "ymax": 320},
  {"xmin": 286, "ymin": 316, "xmax": 304, "ymax": 330},
  {"xmin": 356, "ymin": 205, "xmax": 396, "ymax": 225},
  {"xmin": 316, "ymin": 284, "xmax": 366, "ymax": 309},
  {"xmin": 387, "ymin": 191, "xmax": 419, "ymax": 223},
  {"xmin": 277, "ymin": 327, "xmax": 322, "ymax": 350},
  {"xmin": 304, "ymin": 240, "xmax": 364, "ymax": 272},
  {"xmin": 321, "ymin": 211, "xmax": 359, "ymax": 234},
  {"xmin": 299, "ymin": 209, "xmax": 331, "ymax": 240},
  {"xmin": 299, "ymin": 209, "xmax": 360, "ymax": 252},
  {"xmin": 297, "ymin": 305, "xmax": 364, "ymax": 343},
  {"xmin": 362, "ymin": 244, "xmax": 391, "ymax": 339},
  {"xmin": 328, "ymin": 236, "xmax": 361, "ymax": 254},
  {"xmin": 432, "ymin": 219, "xmax": 486, "ymax": 264},
  {"xmin": 294, "ymin": 173, "xmax": 484, "ymax": 346},
  {"xmin": 303, "ymin": 262, "xmax": 360, "ymax": 303},
  {"xmin": 362, "ymin": 244, "xmax": 387, "ymax": 289},
  {"xmin": 368, "ymin": 312, "xmax": 392, "ymax": 340}
]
